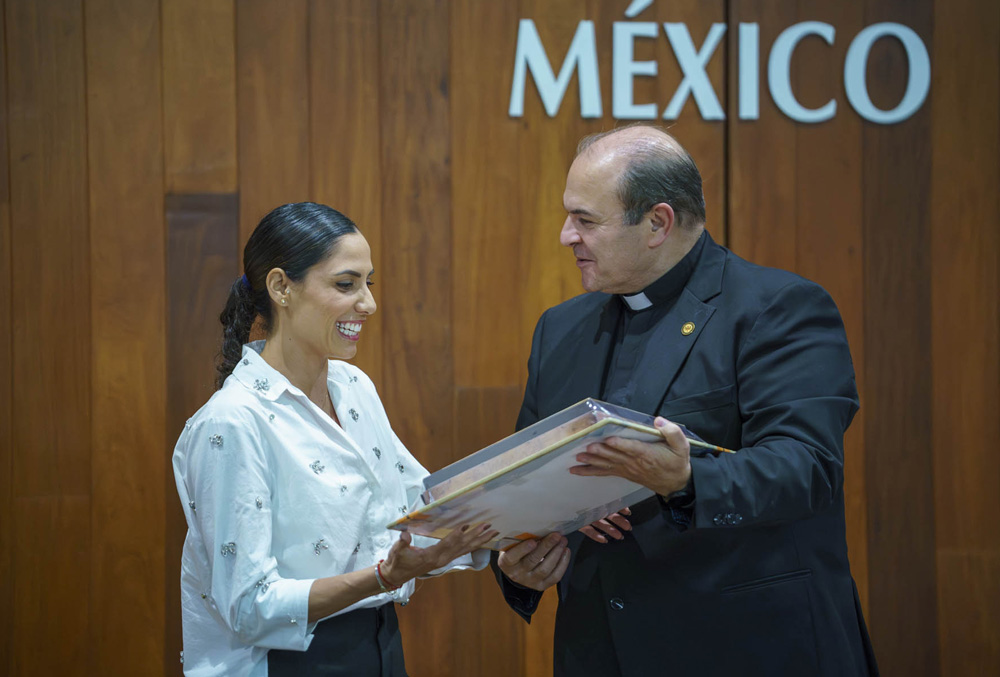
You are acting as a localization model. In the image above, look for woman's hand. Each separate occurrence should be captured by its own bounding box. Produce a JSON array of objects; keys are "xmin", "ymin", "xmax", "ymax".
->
[
  {"xmin": 579, "ymin": 508, "xmax": 632, "ymax": 543},
  {"xmin": 380, "ymin": 524, "xmax": 498, "ymax": 587}
]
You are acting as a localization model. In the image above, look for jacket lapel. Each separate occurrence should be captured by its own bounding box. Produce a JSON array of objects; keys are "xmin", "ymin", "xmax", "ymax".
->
[
  {"xmin": 544, "ymin": 295, "xmax": 620, "ymax": 415},
  {"xmin": 627, "ymin": 290, "xmax": 715, "ymax": 415},
  {"xmin": 628, "ymin": 233, "xmax": 727, "ymax": 416}
]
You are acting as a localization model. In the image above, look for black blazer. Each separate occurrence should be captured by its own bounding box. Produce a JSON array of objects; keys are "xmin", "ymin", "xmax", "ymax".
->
[{"xmin": 495, "ymin": 233, "xmax": 878, "ymax": 677}]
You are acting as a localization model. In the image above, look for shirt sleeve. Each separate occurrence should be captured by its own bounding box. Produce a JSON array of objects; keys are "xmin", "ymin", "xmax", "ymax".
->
[{"xmin": 179, "ymin": 412, "xmax": 316, "ymax": 650}]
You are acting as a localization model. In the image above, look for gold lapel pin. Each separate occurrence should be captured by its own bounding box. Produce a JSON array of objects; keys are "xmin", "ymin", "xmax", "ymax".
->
[{"xmin": 681, "ymin": 322, "xmax": 695, "ymax": 336}]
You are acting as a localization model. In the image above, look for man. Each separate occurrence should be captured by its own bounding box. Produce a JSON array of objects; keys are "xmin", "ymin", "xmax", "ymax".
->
[{"xmin": 493, "ymin": 125, "xmax": 878, "ymax": 676}]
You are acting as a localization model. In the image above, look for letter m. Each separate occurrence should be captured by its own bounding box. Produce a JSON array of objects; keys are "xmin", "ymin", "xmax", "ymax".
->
[{"xmin": 509, "ymin": 19, "xmax": 602, "ymax": 118}]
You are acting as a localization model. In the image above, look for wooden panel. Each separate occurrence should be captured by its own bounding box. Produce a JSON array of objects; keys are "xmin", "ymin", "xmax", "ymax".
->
[
  {"xmin": 7, "ymin": 0, "xmax": 90, "ymax": 499},
  {"xmin": 643, "ymin": 0, "xmax": 726, "ymax": 242},
  {"xmin": 0, "ymin": 0, "xmax": 11, "ymax": 670},
  {"xmin": 451, "ymin": 0, "xmax": 523, "ymax": 389},
  {"xmin": 937, "ymin": 551, "xmax": 1000, "ymax": 676},
  {"xmin": 236, "ymin": 0, "xmax": 310, "ymax": 244},
  {"xmin": 308, "ymin": 0, "xmax": 384, "ymax": 386},
  {"xmin": 930, "ymin": 0, "xmax": 1000, "ymax": 674},
  {"xmin": 163, "ymin": 0, "xmax": 237, "ymax": 193},
  {"xmin": 85, "ymin": 0, "xmax": 166, "ymax": 672},
  {"xmin": 377, "ymin": 1, "xmax": 455, "ymax": 673},
  {"xmin": 5, "ymin": 4, "xmax": 92, "ymax": 669},
  {"xmin": 862, "ymin": 0, "xmax": 937, "ymax": 673},
  {"xmin": 165, "ymin": 193, "xmax": 240, "ymax": 675},
  {"xmin": 11, "ymin": 497, "xmax": 90, "ymax": 675},
  {"xmin": 377, "ymin": 0, "xmax": 454, "ymax": 474},
  {"xmin": 5, "ymin": 3, "xmax": 91, "ymax": 671},
  {"xmin": 515, "ymin": 0, "xmax": 604, "ymax": 393},
  {"xmin": 727, "ymin": 0, "xmax": 799, "ymax": 266},
  {"xmin": 453, "ymin": 387, "xmax": 525, "ymax": 676},
  {"xmin": 792, "ymin": 0, "xmax": 869, "ymax": 611}
]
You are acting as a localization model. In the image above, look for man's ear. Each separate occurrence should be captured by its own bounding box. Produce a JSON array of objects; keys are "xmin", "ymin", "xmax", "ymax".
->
[
  {"xmin": 265, "ymin": 268, "xmax": 292, "ymax": 306},
  {"xmin": 646, "ymin": 202, "xmax": 675, "ymax": 247}
]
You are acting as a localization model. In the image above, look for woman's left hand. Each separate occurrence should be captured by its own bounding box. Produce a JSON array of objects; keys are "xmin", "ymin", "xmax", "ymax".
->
[
  {"xmin": 380, "ymin": 523, "xmax": 497, "ymax": 587},
  {"xmin": 579, "ymin": 508, "xmax": 632, "ymax": 543}
]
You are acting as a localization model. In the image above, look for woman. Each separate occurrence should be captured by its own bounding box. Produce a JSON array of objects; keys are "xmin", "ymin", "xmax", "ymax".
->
[{"xmin": 173, "ymin": 202, "xmax": 496, "ymax": 676}]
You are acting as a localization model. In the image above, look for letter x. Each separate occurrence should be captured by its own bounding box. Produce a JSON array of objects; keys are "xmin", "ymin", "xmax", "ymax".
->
[{"xmin": 662, "ymin": 23, "xmax": 726, "ymax": 120}]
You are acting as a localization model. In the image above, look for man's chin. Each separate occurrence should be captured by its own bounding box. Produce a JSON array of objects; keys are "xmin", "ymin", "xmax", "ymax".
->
[{"xmin": 579, "ymin": 268, "xmax": 607, "ymax": 292}]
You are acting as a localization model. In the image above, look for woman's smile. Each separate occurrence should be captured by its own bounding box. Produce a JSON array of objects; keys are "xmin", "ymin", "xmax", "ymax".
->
[{"xmin": 336, "ymin": 320, "xmax": 364, "ymax": 341}]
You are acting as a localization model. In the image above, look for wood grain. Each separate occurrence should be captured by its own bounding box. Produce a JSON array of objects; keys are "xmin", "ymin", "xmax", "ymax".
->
[
  {"xmin": 930, "ymin": 0, "xmax": 1000, "ymax": 673},
  {"xmin": 236, "ymin": 0, "xmax": 311, "ymax": 244},
  {"xmin": 936, "ymin": 550, "xmax": 1000, "ymax": 676},
  {"xmin": 163, "ymin": 0, "xmax": 237, "ymax": 193},
  {"xmin": 0, "ymin": 0, "xmax": 11, "ymax": 670},
  {"xmin": 308, "ymin": 0, "xmax": 384, "ymax": 386},
  {"xmin": 862, "ymin": 1, "xmax": 937, "ymax": 673},
  {"xmin": 515, "ymin": 0, "xmax": 605, "ymax": 392},
  {"xmin": 6, "ymin": 0, "xmax": 91, "ymax": 500},
  {"xmin": 84, "ymin": 0, "xmax": 166, "ymax": 672},
  {"xmin": 792, "ymin": 0, "xmax": 869, "ymax": 612},
  {"xmin": 645, "ymin": 0, "xmax": 727, "ymax": 242},
  {"xmin": 376, "ymin": 2, "xmax": 456, "ymax": 673},
  {"xmin": 6, "ymin": 2, "xmax": 92, "ymax": 669},
  {"xmin": 451, "ymin": 0, "xmax": 523, "ymax": 389},
  {"xmin": 165, "ymin": 193, "xmax": 240, "ymax": 675},
  {"xmin": 727, "ymin": 0, "xmax": 799, "ymax": 266},
  {"xmin": 11, "ymin": 497, "xmax": 90, "ymax": 675}
]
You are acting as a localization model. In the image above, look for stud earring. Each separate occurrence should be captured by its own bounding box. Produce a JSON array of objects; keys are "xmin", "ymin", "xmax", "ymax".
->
[{"xmin": 281, "ymin": 298, "xmax": 287, "ymax": 305}]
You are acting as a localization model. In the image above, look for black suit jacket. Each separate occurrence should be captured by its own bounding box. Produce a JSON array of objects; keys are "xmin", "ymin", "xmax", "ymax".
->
[{"xmin": 496, "ymin": 232, "xmax": 877, "ymax": 676}]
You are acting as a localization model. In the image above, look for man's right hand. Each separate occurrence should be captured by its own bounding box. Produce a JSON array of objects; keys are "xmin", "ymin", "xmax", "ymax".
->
[{"xmin": 497, "ymin": 533, "xmax": 570, "ymax": 591}]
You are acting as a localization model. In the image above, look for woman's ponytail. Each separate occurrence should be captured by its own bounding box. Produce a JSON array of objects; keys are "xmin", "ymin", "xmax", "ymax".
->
[{"xmin": 216, "ymin": 276, "xmax": 258, "ymax": 389}]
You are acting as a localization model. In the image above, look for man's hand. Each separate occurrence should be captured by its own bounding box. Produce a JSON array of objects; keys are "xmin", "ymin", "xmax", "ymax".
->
[
  {"xmin": 579, "ymin": 508, "xmax": 632, "ymax": 543},
  {"xmin": 570, "ymin": 416, "xmax": 691, "ymax": 498},
  {"xmin": 496, "ymin": 533, "xmax": 570, "ymax": 591}
]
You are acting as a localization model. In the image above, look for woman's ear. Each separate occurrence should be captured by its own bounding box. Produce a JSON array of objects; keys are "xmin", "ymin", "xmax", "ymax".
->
[{"xmin": 265, "ymin": 268, "xmax": 292, "ymax": 307}]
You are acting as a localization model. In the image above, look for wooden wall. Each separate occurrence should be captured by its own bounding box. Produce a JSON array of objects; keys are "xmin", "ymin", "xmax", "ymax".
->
[{"xmin": 1, "ymin": 0, "xmax": 996, "ymax": 675}]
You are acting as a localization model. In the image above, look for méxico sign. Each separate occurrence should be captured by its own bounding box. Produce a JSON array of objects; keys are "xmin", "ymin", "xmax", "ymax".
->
[{"xmin": 509, "ymin": 2, "xmax": 930, "ymax": 124}]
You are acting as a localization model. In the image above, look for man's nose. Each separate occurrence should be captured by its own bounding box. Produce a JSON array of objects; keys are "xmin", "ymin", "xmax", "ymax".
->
[{"xmin": 560, "ymin": 218, "xmax": 580, "ymax": 247}]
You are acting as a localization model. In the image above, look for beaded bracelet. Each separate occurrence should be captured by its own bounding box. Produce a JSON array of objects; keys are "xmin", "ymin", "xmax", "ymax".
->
[{"xmin": 375, "ymin": 559, "xmax": 400, "ymax": 593}]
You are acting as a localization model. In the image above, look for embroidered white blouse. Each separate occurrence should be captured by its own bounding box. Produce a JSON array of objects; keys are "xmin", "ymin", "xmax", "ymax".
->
[{"xmin": 173, "ymin": 342, "xmax": 486, "ymax": 677}]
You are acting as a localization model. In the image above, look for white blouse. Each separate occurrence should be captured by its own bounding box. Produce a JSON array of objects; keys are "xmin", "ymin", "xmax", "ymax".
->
[{"xmin": 173, "ymin": 342, "xmax": 486, "ymax": 677}]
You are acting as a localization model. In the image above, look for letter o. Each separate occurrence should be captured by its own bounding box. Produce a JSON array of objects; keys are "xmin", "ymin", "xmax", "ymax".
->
[{"xmin": 844, "ymin": 23, "xmax": 930, "ymax": 124}]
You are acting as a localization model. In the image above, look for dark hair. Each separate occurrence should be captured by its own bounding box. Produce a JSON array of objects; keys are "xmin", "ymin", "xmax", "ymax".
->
[
  {"xmin": 216, "ymin": 202, "xmax": 359, "ymax": 389},
  {"xmin": 577, "ymin": 123, "xmax": 706, "ymax": 228}
]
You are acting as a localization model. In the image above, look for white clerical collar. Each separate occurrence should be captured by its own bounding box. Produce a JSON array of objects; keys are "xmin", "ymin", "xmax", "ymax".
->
[{"xmin": 620, "ymin": 291, "xmax": 653, "ymax": 311}]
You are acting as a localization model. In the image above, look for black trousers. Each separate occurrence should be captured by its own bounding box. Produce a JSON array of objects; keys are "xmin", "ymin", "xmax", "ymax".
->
[{"xmin": 268, "ymin": 604, "xmax": 407, "ymax": 677}]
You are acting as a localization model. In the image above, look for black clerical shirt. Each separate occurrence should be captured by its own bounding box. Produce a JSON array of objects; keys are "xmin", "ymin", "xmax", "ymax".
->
[{"xmin": 600, "ymin": 230, "xmax": 707, "ymax": 406}]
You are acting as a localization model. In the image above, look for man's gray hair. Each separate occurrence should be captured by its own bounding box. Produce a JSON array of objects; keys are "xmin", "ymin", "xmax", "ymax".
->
[{"xmin": 577, "ymin": 124, "xmax": 707, "ymax": 228}]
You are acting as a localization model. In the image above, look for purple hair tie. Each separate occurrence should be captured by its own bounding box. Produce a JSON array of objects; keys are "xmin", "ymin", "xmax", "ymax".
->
[{"xmin": 240, "ymin": 274, "xmax": 251, "ymax": 290}]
